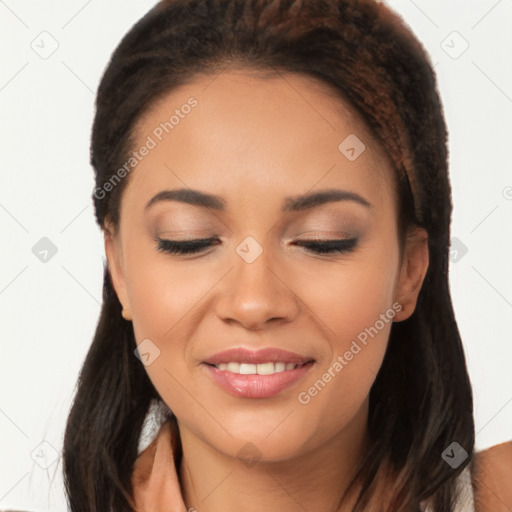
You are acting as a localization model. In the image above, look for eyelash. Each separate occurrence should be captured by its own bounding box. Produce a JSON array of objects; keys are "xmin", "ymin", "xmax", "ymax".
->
[{"xmin": 155, "ymin": 237, "xmax": 358, "ymax": 255}]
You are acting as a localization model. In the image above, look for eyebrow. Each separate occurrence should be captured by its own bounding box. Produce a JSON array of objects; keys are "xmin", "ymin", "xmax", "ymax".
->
[{"xmin": 145, "ymin": 187, "xmax": 372, "ymax": 212}]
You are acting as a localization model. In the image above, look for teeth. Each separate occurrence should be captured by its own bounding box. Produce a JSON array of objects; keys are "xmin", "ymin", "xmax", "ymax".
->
[
  {"xmin": 227, "ymin": 362, "xmax": 240, "ymax": 373},
  {"xmin": 240, "ymin": 363, "xmax": 256, "ymax": 375},
  {"xmin": 256, "ymin": 362, "xmax": 275, "ymax": 375},
  {"xmin": 215, "ymin": 361, "xmax": 302, "ymax": 374},
  {"xmin": 275, "ymin": 362, "xmax": 286, "ymax": 373}
]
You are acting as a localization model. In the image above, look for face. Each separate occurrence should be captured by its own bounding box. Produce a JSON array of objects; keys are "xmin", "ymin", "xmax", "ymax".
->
[{"xmin": 105, "ymin": 69, "xmax": 428, "ymax": 462}]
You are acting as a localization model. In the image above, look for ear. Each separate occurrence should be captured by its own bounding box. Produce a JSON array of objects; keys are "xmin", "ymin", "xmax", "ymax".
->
[
  {"xmin": 104, "ymin": 219, "xmax": 132, "ymax": 321},
  {"xmin": 393, "ymin": 226, "xmax": 429, "ymax": 322}
]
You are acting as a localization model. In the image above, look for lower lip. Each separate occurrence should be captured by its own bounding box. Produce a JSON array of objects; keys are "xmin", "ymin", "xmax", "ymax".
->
[{"xmin": 203, "ymin": 362, "xmax": 314, "ymax": 398}]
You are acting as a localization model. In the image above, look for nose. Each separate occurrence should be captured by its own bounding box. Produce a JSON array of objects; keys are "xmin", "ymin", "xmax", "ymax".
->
[{"xmin": 214, "ymin": 246, "xmax": 299, "ymax": 331}]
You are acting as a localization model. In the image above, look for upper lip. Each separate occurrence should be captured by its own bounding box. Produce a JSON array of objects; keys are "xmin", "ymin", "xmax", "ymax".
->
[{"xmin": 203, "ymin": 347, "xmax": 314, "ymax": 366}]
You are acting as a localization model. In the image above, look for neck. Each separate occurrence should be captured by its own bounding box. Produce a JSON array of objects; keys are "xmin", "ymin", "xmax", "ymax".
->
[{"xmin": 178, "ymin": 400, "xmax": 371, "ymax": 512}]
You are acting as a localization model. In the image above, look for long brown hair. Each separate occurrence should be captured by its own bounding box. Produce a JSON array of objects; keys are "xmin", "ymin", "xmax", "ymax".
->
[{"xmin": 63, "ymin": 1, "xmax": 475, "ymax": 510}]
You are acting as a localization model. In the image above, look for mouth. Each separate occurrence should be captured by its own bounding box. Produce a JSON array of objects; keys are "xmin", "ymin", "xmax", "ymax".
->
[{"xmin": 202, "ymin": 347, "xmax": 315, "ymax": 398}]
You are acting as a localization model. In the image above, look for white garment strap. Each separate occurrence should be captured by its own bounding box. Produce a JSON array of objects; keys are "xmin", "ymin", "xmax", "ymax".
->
[
  {"xmin": 137, "ymin": 398, "xmax": 173, "ymax": 455},
  {"xmin": 454, "ymin": 465, "xmax": 475, "ymax": 512}
]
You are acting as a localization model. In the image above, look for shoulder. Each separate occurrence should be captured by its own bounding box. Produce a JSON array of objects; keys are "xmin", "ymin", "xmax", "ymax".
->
[{"xmin": 472, "ymin": 441, "xmax": 512, "ymax": 512}]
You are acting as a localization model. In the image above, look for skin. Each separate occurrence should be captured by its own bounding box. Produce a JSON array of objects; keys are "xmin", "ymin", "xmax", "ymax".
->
[
  {"xmin": 105, "ymin": 69, "xmax": 430, "ymax": 511},
  {"xmin": 473, "ymin": 441, "xmax": 512, "ymax": 511}
]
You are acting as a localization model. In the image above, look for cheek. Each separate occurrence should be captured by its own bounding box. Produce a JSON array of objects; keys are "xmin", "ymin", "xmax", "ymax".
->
[
  {"xmin": 330, "ymin": 263, "xmax": 397, "ymax": 355},
  {"xmin": 124, "ymin": 241, "xmax": 205, "ymax": 342},
  {"xmin": 124, "ymin": 254, "xmax": 210, "ymax": 410},
  {"xmin": 292, "ymin": 238, "xmax": 399, "ymax": 423},
  {"xmin": 295, "ymin": 237, "xmax": 399, "ymax": 354}
]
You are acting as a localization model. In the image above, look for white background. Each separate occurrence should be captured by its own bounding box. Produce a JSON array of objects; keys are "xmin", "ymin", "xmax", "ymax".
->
[{"xmin": 1, "ymin": 0, "xmax": 511, "ymax": 510}]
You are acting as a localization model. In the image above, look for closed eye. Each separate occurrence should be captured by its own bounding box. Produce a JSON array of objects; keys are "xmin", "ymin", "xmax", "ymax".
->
[
  {"xmin": 155, "ymin": 237, "xmax": 358, "ymax": 255},
  {"xmin": 155, "ymin": 237, "xmax": 220, "ymax": 255},
  {"xmin": 294, "ymin": 238, "xmax": 357, "ymax": 254}
]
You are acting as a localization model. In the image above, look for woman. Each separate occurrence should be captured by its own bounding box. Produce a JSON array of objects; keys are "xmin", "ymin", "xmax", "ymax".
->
[{"xmin": 62, "ymin": 0, "xmax": 512, "ymax": 511}]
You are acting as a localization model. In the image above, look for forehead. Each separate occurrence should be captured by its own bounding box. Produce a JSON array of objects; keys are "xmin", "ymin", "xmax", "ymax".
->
[{"xmin": 125, "ymin": 69, "xmax": 396, "ymax": 213}]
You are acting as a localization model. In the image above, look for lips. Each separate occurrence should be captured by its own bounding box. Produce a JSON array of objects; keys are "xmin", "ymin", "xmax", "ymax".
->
[{"xmin": 202, "ymin": 347, "xmax": 315, "ymax": 399}]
